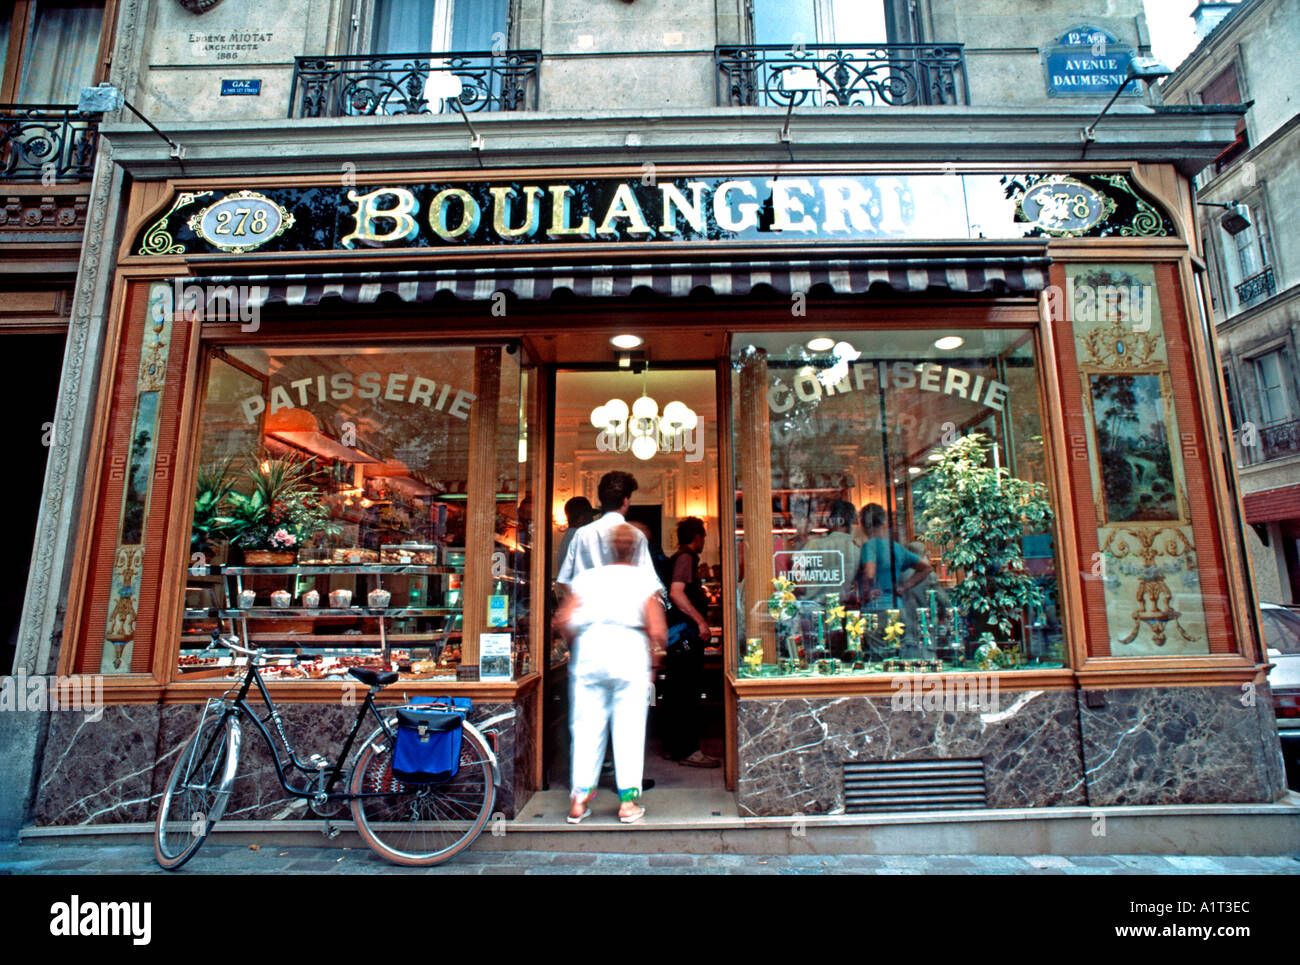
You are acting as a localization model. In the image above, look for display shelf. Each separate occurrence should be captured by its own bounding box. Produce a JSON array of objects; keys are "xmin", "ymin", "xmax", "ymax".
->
[
  {"xmin": 183, "ymin": 607, "xmax": 460, "ymax": 619},
  {"xmin": 182, "ymin": 632, "xmax": 462, "ymax": 645},
  {"xmin": 220, "ymin": 564, "xmax": 461, "ymax": 576}
]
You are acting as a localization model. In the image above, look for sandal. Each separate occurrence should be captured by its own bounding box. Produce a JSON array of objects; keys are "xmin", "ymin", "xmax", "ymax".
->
[
  {"xmin": 618, "ymin": 803, "xmax": 645, "ymax": 824},
  {"xmin": 567, "ymin": 790, "xmax": 596, "ymax": 824}
]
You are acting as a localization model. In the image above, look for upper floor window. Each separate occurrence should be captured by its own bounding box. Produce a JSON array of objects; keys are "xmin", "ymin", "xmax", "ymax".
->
[
  {"xmin": 365, "ymin": 0, "xmax": 508, "ymax": 53},
  {"xmin": 752, "ymin": 0, "xmax": 890, "ymax": 45},
  {"xmin": 1253, "ymin": 349, "xmax": 1293, "ymax": 427},
  {"xmin": 1199, "ymin": 63, "xmax": 1249, "ymax": 172},
  {"xmin": 0, "ymin": 1, "xmax": 107, "ymax": 104}
]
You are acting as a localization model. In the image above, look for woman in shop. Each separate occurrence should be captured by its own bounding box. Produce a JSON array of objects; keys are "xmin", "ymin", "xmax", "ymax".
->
[
  {"xmin": 858, "ymin": 503, "xmax": 932, "ymax": 613},
  {"xmin": 556, "ymin": 523, "xmax": 667, "ymax": 824}
]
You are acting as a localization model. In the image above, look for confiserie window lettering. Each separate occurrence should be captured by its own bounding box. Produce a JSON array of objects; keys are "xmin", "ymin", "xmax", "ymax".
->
[
  {"xmin": 180, "ymin": 343, "xmax": 523, "ymax": 681},
  {"xmin": 732, "ymin": 328, "xmax": 1062, "ymax": 677}
]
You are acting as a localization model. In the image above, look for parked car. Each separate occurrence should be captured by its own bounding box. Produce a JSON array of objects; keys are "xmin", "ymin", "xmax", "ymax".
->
[{"xmin": 1259, "ymin": 603, "xmax": 1300, "ymax": 789}]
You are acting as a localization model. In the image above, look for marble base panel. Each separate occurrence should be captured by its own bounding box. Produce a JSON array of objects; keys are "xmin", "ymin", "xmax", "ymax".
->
[
  {"xmin": 736, "ymin": 690, "xmax": 1084, "ymax": 817},
  {"xmin": 1078, "ymin": 684, "xmax": 1289, "ymax": 806},
  {"xmin": 31, "ymin": 698, "xmax": 525, "ymax": 827},
  {"xmin": 32, "ymin": 705, "xmax": 163, "ymax": 826}
]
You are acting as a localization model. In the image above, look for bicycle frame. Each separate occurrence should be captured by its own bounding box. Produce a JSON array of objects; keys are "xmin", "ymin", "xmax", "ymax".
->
[{"xmin": 213, "ymin": 652, "xmax": 502, "ymax": 803}]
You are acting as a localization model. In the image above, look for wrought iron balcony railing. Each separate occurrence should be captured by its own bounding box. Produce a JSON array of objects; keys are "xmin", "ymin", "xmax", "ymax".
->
[
  {"xmin": 0, "ymin": 105, "xmax": 98, "ymax": 181},
  {"xmin": 715, "ymin": 43, "xmax": 969, "ymax": 108},
  {"xmin": 1235, "ymin": 265, "xmax": 1275, "ymax": 308},
  {"xmin": 1235, "ymin": 417, "xmax": 1300, "ymax": 466},
  {"xmin": 289, "ymin": 50, "xmax": 541, "ymax": 118}
]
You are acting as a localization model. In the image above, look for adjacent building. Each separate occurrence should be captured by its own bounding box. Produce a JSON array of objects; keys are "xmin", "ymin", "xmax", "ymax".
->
[{"xmin": 1163, "ymin": 0, "xmax": 1300, "ymax": 604}]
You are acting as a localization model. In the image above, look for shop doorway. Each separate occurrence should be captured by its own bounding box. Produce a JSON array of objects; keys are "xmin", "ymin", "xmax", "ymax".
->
[{"xmin": 543, "ymin": 365, "xmax": 726, "ymax": 797}]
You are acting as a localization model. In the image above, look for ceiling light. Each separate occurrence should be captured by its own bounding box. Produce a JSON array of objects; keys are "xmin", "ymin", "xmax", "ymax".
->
[
  {"xmin": 805, "ymin": 336, "xmax": 835, "ymax": 352},
  {"xmin": 934, "ymin": 336, "xmax": 964, "ymax": 351},
  {"xmin": 928, "ymin": 452, "xmax": 943, "ymax": 462},
  {"xmin": 610, "ymin": 334, "xmax": 644, "ymax": 349},
  {"xmin": 590, "ymin": 364, "xmax": 696, "ymax": 460},
  {"xmin": 908, "ymin": 466, "xmax": 921, "ymax": 475}
]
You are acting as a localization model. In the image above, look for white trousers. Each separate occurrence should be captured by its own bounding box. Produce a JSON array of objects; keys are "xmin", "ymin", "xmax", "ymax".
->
[{"xmin": 569, "ymin": 627, "xmax": 650, "ymax": 799}]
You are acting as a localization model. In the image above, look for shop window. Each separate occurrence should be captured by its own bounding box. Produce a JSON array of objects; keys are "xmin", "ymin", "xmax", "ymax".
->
[
  {"xmin": 0, "ymin": 1, "xmax": 108, "ymax": 103},
  {"xmin": 180, "ymin": 343, "xmax": 527, "ymax": 683},
  {"xmin": 731, "ymin": 328, "xmax": 1062, "ymax": 677},
  {"xmin": 1252, "ymin": 349, "xmax": 1294, "ymax": 427}
]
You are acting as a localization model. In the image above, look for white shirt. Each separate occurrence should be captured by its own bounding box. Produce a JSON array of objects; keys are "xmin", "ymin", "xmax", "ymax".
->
[
  {"xmin": 567, "ymin": 564, "xmax": 663, "ymax": 648},
  {"xmin": 556, "ymin": 510, "xmax": 663, "ymax": 595}
]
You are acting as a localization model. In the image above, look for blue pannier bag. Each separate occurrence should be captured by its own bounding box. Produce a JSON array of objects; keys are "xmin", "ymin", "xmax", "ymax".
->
[{"xmin": 391, "ymin": 696, "xmax": 471, "ymax": 785}]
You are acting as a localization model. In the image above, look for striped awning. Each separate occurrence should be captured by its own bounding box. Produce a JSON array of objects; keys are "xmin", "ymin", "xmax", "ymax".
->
[{"xmin": 194, "ymin": 255, "xmax": 1051, "ymax": 310}]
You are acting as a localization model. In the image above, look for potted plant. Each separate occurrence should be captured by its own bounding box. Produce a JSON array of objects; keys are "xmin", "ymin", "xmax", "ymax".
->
[
  {"xmin": 227, "ymin": 457, "xmax": 338, "ymax": 565},
  {"xmin": 191, "ymin": 458, "xmax": 236, "ymax": 566},
  {"xmin": 922, "ymin": 432, "xmax": 1054, "ymax": 650}
]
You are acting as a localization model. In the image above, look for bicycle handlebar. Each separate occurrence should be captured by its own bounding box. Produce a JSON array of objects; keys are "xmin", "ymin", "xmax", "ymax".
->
[{"xmin": 208, "ymin": 608, "xmax": 259, "ymax": 659}]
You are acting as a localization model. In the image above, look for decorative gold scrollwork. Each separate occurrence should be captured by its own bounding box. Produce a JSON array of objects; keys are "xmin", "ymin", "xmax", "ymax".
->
[{"xmin": 136, "ymin": 191, "xmax": 213, "ymax": 256}]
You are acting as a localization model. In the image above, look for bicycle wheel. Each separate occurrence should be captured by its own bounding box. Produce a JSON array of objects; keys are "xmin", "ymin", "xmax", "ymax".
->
[
  {"xmin": 349, "ymin": 720, "xmax": 496, "ymax": 866},
  {"xmin": 154, "ymin": 709, "xmax": 240, "ymax": 870}
]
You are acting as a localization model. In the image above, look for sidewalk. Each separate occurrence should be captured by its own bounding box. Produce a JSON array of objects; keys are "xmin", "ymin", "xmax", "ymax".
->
[{"xmin": 2, "ymin": 840, "xmax": 1297, "ymax": 874}]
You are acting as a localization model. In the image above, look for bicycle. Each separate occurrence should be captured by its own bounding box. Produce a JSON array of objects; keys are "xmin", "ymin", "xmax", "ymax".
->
[{"xmin": 154, "ymin": 616, "xmax": 502, "ymax": 870}]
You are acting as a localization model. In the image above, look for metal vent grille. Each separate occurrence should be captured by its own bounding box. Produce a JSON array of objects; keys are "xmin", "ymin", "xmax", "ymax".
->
[{"xmin": 843, "ymin": 759, "xmax": 987, "ymax": 813}]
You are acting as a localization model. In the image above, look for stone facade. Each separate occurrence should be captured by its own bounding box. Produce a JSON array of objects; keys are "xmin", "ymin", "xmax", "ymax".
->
[
  {"xmin": 31, "ymin": 699, "xmax": 530, "ymax": 826},
  {"xmin": 736, "ymin": 684, "xmax": 1287, "ymax": 817}
]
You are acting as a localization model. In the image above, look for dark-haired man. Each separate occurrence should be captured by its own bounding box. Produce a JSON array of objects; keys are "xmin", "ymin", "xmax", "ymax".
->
[
  {"xmin": 556, "ymin": 470, "xmax": 661, "ymax": 597},
  {"xmin": 662, "ymin": 515, "xmax": 720, "ymax": 768}
]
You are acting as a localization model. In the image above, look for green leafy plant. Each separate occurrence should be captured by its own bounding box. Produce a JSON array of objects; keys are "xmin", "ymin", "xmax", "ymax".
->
[
  {"xmin": 191, "ymin": 458, "xmax": 237, "ymax": 554},
  {"xmin": 922, "ymin": 432, "xmax": 1054, "ymax": 638},
  {"xmin": 226, "ymin": 456, "xmax": 338, "ymax": 550}
]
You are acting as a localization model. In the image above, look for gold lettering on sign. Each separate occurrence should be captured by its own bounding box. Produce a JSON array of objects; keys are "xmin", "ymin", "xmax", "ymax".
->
[
  {"xmin": 490, "ymin": 186, "xmax": 543, "ymax": 237},
  {"xmin": 546, "ymin": 185, "xmax": 595, "ymax": 238},
  {"xmin": 820, "ymin": 177, "xmax": 876, "ymax": 233},
  {"xmin": 659, "ymin": 182, "xmax": 707, "ymax": 235},
  {"xmin": 429, "ymin": 188, "xmax": 481, "ymax": 241},
  {"xmin": 596, "ymin": 183, "xmax": 653, "ymax": 236},
  {"xmin": 713, "ymin": 180, "xmax": 759, "ymax": 232},
  {"xmin": 766, "ymin": 179, "xmax": 817, "ymax": 232},
  {"xmin": 341, "ymin": 187, "xmax": 420, "ymax": 248}
]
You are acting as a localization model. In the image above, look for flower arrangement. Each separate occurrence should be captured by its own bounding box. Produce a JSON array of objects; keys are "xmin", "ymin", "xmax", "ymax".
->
[
  {"xmin": 844, "ymin": 611, "xmax": 866, "ymax": 651},
  {"xmin": 743, "ymin": 638, "xmax": 764, "ymax": 675},
  {"xmin": 226, "ymin": 457, "xmax": 338, "ymax": 553},
  {"xmin": 766, "ymin": 577, "xmax": 798, "ymax": 620},
  {"xmin": 882, "ymin": 610, "xmax": 905, "ymax": 648},
  {"xmin": 267, "ymin": 528, "xmax": 297, "ymax": 550}
]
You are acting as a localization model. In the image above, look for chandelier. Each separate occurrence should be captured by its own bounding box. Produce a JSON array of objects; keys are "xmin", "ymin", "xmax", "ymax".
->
[{"xmin": 589, "ymin": 368, "xmax": 697, "ymax": 460}]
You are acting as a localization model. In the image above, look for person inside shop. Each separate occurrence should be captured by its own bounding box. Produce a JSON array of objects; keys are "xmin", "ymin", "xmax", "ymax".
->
[
  {"xmin": 555, "ymin": 472, "xmax": 660, "ymax": 597},
  {"xmin": 628, "ymin": 519, "xmax": 674, "ymax": 591},
  {"xmin": 555, "ymin": 496, "xmax": 595, "ymax": 573},
  {"xmin": 806, "ymin": 499, "xmax": 861, "ymax": 657},
  {"xmin": 557, "ymin": 523, "xmax": 667, "ymax": 824},
  {"xmin": 662, "ymin": 516, "xmax": 721, "ymax": 769},
  {"xmin": 858, "ymin": 503, "xmax": 932, "ymax": 614}
]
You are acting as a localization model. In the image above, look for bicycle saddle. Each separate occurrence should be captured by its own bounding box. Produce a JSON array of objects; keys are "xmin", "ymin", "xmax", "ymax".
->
[{"xmin": 348, "ymin": 668, "xmax": 399, "ymax": 688}]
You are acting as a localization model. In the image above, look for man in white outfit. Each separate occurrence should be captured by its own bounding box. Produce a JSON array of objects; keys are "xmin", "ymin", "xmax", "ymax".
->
[
  {"xmin": 558, "ymin": 523, "xmax": 666, "ymax": 823},
  {"xmin": 555, "ymin": 470, "xmax": 661, "ymax": 596}
]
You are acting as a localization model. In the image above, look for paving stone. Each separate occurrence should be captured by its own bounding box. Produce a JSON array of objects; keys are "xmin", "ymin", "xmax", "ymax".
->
[
  {"xmin": 647, "ymin": 855, "xmax": 694, "ymax": 867},
  {"xmin": 1161, "ymin": 855, "xmax": 1225, "ymax": 872},
  {"xmin": 1026, "ymin": 854, "xmax": 1074, "ymax": 869},
  {"xmin": 549, "ymin": 853, "xmax": 599, "ymax": 865},
  {"xmin": 881, "ymin": 855, "xmax": 928, "ymax": 868},
  {"xmin": 927, "ymin": 856, "xmax": 977, "ymax": 868},
  {"xmin": 1065, "ymin": 855, "xmax": 1121, "ymax": 867}
]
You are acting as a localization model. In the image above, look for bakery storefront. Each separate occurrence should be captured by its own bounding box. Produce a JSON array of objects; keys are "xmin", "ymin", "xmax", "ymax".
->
[{"xmin": 34, "ymin": 164, "xmax": 1287, "ymax": 827}]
